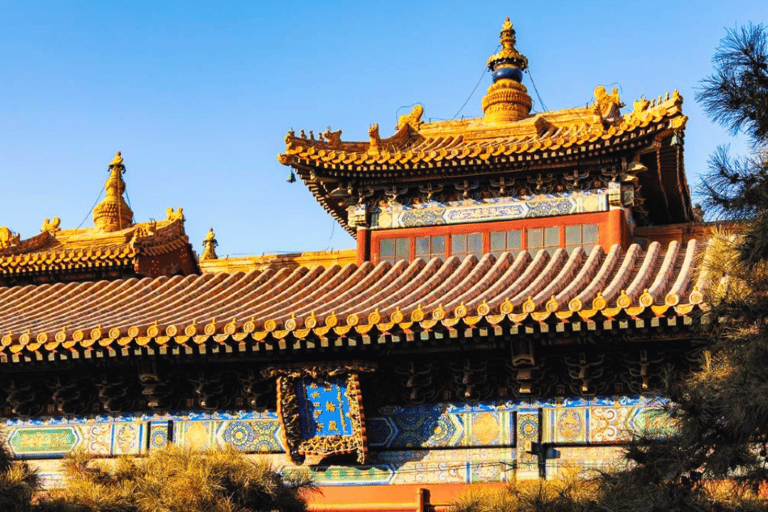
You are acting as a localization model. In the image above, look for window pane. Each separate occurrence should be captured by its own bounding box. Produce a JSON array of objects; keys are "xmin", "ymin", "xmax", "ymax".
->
[
  {"xmin": 490, "ymin": 231, "xmax": 505, "ymax": 252},
  {"xmin": 380, "ymin": 239, "xmax": 394, "ymax": 258},
  {"xmin": 468, "ymin": 233, "xmax": 483, "ymax": 254},
  {"xmin": 528, "ymin": 228, "xmax": 542, "ymax": 249},
  {"xmin": 583, "ymin": 224, "xmax": 599, "ymax": 244},
  {"xmin": 565, "ymin": 225, "xmax": 580, "ymax": 246},
  {"xmin": 544, "ymin": 226, "xmax": 559, "ymax": 247},
  {"xmin": 452, "ymin": 234, "xmax": 466, "ymax": 255},
  {"xmin": 415, "ymin": 236, "xmax": 430, "ymax": 258},
  {"xmin": 507, "ymin": 230, "xmax": 522, "ymax": 251},
  {"xmin": 396, "ymin": 238, "xmax": 410, "ymax": 260},
  {"xmin": 432, "ymin": 235, "xmax": 446, "ymax": 256}
]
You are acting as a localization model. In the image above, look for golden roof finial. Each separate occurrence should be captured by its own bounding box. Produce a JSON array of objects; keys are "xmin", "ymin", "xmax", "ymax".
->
[
  {"xmin": 500, "ymin": 17, "xmax": 514, "ymax": 47},
  {"xmin": 92, "ymin": 151, "xmax": 134, "ymax": 232},
  {"xmin": 482, "ymin": 18, "xmax": 532, "ymax": 123},
  {"xmin": 200, "ymin": 228, "xmax": 218, "ymax": 261}
]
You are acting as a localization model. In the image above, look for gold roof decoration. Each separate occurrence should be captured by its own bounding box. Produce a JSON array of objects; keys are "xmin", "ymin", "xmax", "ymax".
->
[
  {"xmin": 395, "ymin": 104, "xmax": 424, "ymax": 131},
  {"xmin": 280, "ymin": 87, "xmax": 686, "ymax": 173},
  {"xmin": 200, "ymin": 228, "xmax": 218, "ymax": 261},
  {"xmin": 110, "ymin": 151, "xmax": 124, "ymax": 166},
  {"xmin": 279, "ymin": 18, "xmax": 691, "ymax": 234},
  {"xmin": 482, "ymin": 18, "xmax": 532, "ymax": 122},
  {"xmin": 0, "ymin": 227, "xmax": 20, "ymax": 249},
  {"xmin": 0, "ymin": 152, "xmax": 199, "ymax": 284},
  {"xmin": 41, "ymin": 217, "xmax": 61, "ymax": 235},
  {"xmin": 279, "ymin": 13, "xmax": 687, "ymax": 175},
  {"xmin": 486, "ymin": 18, "xmax": 528, "ymax": 71},
  {"xmin": 93, "ymin": 151, "xmax": 134, "ymax": 233}
]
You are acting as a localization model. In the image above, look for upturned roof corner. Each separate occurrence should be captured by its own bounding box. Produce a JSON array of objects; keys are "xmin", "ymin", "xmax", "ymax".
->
[{"xmin": 0, "ymin": 152, "xmax": 199, "ymax": 285}]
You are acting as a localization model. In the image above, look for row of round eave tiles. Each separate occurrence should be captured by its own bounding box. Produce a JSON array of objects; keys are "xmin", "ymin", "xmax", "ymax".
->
[
  {"xmin": 0, "ymin": 245, "xmax": 132, "ymax": 261},
  {"xmin": 0, "ymin": 259, "xmax": 129, "ymax": 272},
  {"xmin": 0, "ymin": 252, "xmax": 133, "ymax": 268},
  {"xmin": 0, "ymin": 290, "xmax": 704, "ymax": 353},
  {"xmin": 287, "ymin": 112, "xmax": 672, "ymax": 165}
]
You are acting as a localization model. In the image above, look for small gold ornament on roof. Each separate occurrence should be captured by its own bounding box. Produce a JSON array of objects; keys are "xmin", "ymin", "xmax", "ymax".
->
[
  {"xmin": 200, "ymin": 228, "xmax": 218, "ymax": 261},
  {"xmin": 41, "ymin": 217, "xmax": 61, "ymax": 235},
  {"xmin": 0, "ymin": 227, "xmax": 20, "ymax": 249},
  {"xmin": 165, "ymin": 207, "xmax": 185, "ymax": 222},
  {"xmin": 93, "ymin": 151, "xmax": 134, "ymax": 232},
  {"xmin": 482, "ymin": 18, "xmax": 532, "ymax": 123}
]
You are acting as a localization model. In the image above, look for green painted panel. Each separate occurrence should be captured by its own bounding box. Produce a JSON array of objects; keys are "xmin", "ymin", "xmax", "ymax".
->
[{"xmin": 10, "ymin": 427, "xmax": 78, "ymax": 456}]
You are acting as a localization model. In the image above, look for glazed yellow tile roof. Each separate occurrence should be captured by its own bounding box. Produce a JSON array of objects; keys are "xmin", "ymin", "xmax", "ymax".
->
[
  {"xmin": 0, "ymin": 218, "xmax": 188, "ymax": 277},
  {"xmin": 279, "ymin": 90, "xmax": 687, "ymax": 172},
  {"xmin": 0, "ymin": 240, "xmax": 707, "ymax": 361}
]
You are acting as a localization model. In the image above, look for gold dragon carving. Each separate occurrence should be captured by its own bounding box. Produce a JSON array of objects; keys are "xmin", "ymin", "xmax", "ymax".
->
[
  {"xmin": 41, "ymin": 217, "xmax": 61, "ymax": 235},
  {"xmin": 322, "ymin": 127, "xmax": 342, "ymax": 147},
  {"xmin": 368, "ymin": 123, "xmax": 381, "ymax": 153},
  {"xmin": 165, "ymin": 207, "xmax": 185, "ymax": 222},
  {"xmin": 395, "ymin": 104, "xmax": 424, "ymax": 131},
  {"xmin": 593, "ymin": 86, "xmax": 624, "ymax": 120},
  {"xmin": 0, "ymin": 227, "xmax": 20, "ymax": 249}
]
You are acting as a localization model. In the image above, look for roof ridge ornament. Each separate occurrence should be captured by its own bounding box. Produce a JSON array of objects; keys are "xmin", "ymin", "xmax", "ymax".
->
[
  {"xmin": 395, "ymin": 105, "xmax": 424, "ymax": 131},
  {"xmin": 200, "ymin": 228, "xmax": 218, "ymax": 261},
  {"xmin": 487, "ymin": 18, "xmax": 528, "ymax": 72},
  {"xmin": 0, "ymin": 227, "xmax": 21, "ymax": 249},
  {"xmin": 93, "ymin": 151, "xmax": 134, "ymax": 232},
  {"xmin": 482, "ymin": 18, "xmax": 532, "ymax": 123},
  {"xmin": 41, "ymin": 217, "xmax": 61, "ymax": 235}
]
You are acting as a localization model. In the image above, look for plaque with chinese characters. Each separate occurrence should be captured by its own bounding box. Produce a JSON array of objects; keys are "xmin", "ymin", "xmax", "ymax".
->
[
  {"xmin": 263, "ymin": 362, "xmax": 376, "ymax": 465},
  {"xmin": 297, "ymin": 377, "xmax": 354, "ymax": 439}
]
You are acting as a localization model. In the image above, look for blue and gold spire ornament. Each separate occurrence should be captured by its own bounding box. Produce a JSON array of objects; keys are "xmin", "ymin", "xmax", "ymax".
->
[{"xmin": 482, "ymin": 18, "xmax": 533, "ymax": 122}]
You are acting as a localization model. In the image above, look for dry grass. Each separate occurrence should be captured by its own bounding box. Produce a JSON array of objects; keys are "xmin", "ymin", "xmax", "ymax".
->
[{"xmin": 46, "ymin": 444, "xmax": 314, "ymax": 512}]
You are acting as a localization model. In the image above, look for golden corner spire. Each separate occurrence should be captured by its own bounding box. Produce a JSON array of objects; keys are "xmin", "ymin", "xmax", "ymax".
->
[
  {"xmin": 93, "ymin": 151, "xmax": 134, "ymax": 232},
  {"xmin": 482, "ymin": 18, "xmax": 532, "ymax": 123},
  {"xmin": 200, "ymin": 228, "xmax": 218, "ymax": 261}
]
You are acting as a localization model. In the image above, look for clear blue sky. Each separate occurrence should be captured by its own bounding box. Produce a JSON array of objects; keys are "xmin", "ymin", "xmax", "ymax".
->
[{"xmin": 1, "ymin": 1, "xmax": 766, "ymax": 257}]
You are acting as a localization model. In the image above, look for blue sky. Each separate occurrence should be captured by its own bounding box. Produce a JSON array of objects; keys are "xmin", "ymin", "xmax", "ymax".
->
[{"xmin": 1, "ymin": 1, "xmax": 767, "ymax": 257}]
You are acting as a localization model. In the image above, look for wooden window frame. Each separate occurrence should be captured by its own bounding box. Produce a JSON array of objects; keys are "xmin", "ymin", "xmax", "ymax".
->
[{"xmin": 369, "ymin": 212, "xmax": 612, "ymax": 264}]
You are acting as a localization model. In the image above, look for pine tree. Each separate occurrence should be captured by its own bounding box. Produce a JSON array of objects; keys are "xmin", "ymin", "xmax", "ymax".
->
[
  {"xmin": 449, "ymin": 23, "xmax": 768, "ymax": 512},
  {"xmin": 698, "ymin": 23, "xmax": 768, "ymax": 266},
  {"xmin": 593, "ymin": 23, "xmax": 768, "ymax": 511},
  {"xmin": 55, "ymin": 444, "xmax": 314, "ymax": 512}
]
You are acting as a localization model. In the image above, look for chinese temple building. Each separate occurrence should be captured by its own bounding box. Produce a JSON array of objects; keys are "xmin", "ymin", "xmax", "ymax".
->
[{"xmin": 1, "ymin": 19, "xmax": 710, "ymax": 512}]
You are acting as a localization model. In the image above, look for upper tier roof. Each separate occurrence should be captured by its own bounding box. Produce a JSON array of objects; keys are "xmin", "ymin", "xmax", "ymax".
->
[
  {"xmin": 278, "ymin": 19, "xmax": 690, "ymax": 235},
  {"xmin": 0, "ymin": 239, "xmax": 708, "ymax": 363},
  {"xmin": 0, "ymin": 152, "xmax": 198, "ymax": 285},
  {"xmin": 280, "ymin": 90, "xmax": 685, "ymax": 175}
]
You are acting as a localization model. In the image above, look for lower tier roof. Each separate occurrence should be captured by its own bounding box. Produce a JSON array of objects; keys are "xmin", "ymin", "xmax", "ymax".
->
[{"xmin": 0, "ymin": 239, "xmax": 707, "ymax": 361}]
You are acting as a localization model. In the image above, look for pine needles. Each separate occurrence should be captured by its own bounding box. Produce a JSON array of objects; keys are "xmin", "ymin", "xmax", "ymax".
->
[{"xmin": 50, "ymin": 445, "xmax": 313, "ymax": 512}]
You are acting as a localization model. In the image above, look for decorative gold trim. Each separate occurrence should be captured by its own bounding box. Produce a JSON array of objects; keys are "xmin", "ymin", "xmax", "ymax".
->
[{"xmin": 264, "ymin": 362, "xmax": 376, "ymax": 465}]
